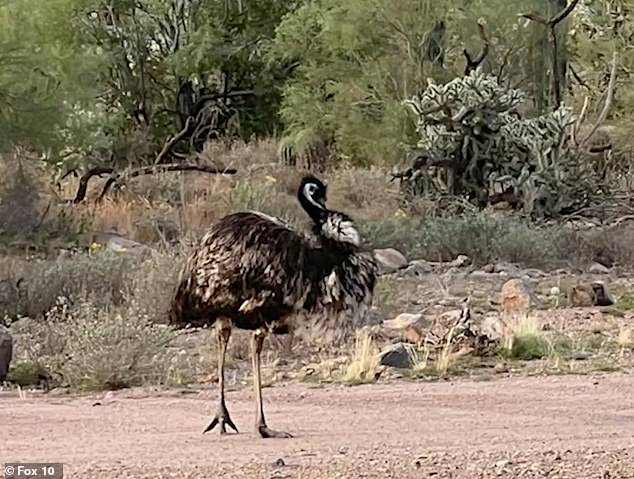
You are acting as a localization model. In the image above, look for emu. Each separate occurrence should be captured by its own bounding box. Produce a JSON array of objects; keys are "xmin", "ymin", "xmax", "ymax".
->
[{"xmin": 169, "ymin": 175, "xmax": 378, "ymax": 438}]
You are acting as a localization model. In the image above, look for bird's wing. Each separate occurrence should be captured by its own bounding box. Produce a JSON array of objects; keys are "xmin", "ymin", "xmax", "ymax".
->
[{"xmin": 189, "ymin": 212, "xmax": 310, "ymax": 310}]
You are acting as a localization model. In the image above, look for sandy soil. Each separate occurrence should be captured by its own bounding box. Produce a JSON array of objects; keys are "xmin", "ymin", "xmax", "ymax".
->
[{"xmin": 2, "ymin": 374, "xmax": 634, "ymax": 478}]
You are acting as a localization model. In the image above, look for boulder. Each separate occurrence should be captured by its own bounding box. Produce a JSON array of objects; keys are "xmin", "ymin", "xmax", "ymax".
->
[
  {"xmin": 569, "ymin": 281, "xmax": 614, "ymax": 307},
  {"xmin": 588, "ymin": 262, "xmax": 610, "ymax": 275},
  {"xmin": 85, "ymin": 232, "xmax": 153, "ymax": 258},
  {"xmin": 0, "ymin": 325, "xmax": 13, "ymax": 381},
  {"xmin": 382, "ymin": 313, "xmax": 425, "ymax": 344},
  {"xmin": 500, "ymin": 278, "xmax": 536, "ymax": 316},
  {"xmin": 377, "ymin": 343, "xmax": 416, "ymax": 369},
  {"xmin": 373, "ymin": 248, "xmax": 408, "ymax": 274}
]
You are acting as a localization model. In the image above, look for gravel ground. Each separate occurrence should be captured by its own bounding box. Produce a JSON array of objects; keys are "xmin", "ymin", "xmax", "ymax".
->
[{"xmin": 2, "ymin": 374, "xmax": 634, "ymax": 478}]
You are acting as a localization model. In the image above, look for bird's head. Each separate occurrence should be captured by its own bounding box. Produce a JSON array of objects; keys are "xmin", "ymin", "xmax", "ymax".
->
[
  {"xmin": 298, "ymin": 175, "xmax": 361, "ymax": 248},
  {"xmin": 298, "ymin": 175, "xmax": 328, "ymax": 220}
]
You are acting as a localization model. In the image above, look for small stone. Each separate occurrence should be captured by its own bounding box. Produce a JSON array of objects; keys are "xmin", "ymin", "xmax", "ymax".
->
[
  {"xmin": 383, "ymin": 313, "xmax": 423, "ymax": 330},
  {"xmin": 373, "ymin": 248, "xmax": 409, "ymax": 274},
  {"xmin": 483, "ymin": 263, "xmax": 495, "ymax": 273},
  {"xmin": 404, "ymin": 259, "xmax": 433, "ymax": 277},
  {"xmin": 588, "ymin": 262, "xmax": 610, "ymax": 274},
  {"xmin": 493, "ymin": 362, "xmax": 508, "ymax": 373},
  {"xmin": 377, "ymin": 343, "xmax": 416, "ymax": 369},
  {"xmin": 550, "ymin": 286, "xmax": 561, "ymax": 296},
  {"xmin": 274, "ymin": 458, "xmax": 285, "ymax": 467},
  {"xmin": 449, "ymin": 254, "xmax": 471, "ymax": 268}
]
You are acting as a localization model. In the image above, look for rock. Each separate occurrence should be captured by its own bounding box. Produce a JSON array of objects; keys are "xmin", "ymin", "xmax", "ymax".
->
[
  {"xmin": 373, "ymin": 248, "xmax": 408, "ymax": 274},
  {"xmin": 593, "ymin": 281, "xmax": 615, "ymax": 306},
  {"xmin": 383, "ymin": 313, "xmax": 425, "ymax": 345},
  {"xmin": 403, "ymin": 259, "xmax": 433, "ymax": 277},
  {"xmin": 449, "ymin": 254, "xmax": 471, "ymax": 268},
  {"xmin": 85, "ymin": 232, "xmax": 153, "ymax": 258},
  {"xmin": 403, "ymin": 326, "xmax": 423, "ymax": 344},
  {"xmin": 479, "ymin": 315, "xmax": 505, "ymax": 342},
  {"xmin": 525, "ymin": 268, "xmax": 548, "ymax": 279},
  {"xmin": 382, "ymin": 313, "xmax": 423, "ymax": 330},
  {"xmin": 569, "ymin": 281, "xmax": 614, "ymax": 307},
  {"xmin": 377, "ymin": 343, "xmax": 416, "ymax": 369},
  {"xmin": 483, "ymin": 263, "xmax": 495, "ymax": 273},
  {"xmin": 588, "ymin": 262, "xmax": 610, "ymax": 274},
  {"xmin": 494, "ymin": 262, "xmax": 522, "ymax": 276},
  {"xmin": 0, "ymin": 325, "xmax": 14, "ymax": 381},
  {"xmin": 493, "ymin": 362, "xmax": 508, "ymax": 373},
  {"xmin": 500, "ymin": 278, "xmax": 535, "ymax": 316}
]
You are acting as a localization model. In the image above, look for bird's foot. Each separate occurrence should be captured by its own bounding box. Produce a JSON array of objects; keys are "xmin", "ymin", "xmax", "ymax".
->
[
  {"xmin": 257, "ymin": 424, "xmax": 293, "ymax": 439},
  {"xmin": 203, "ymin": 403, "xmax": 238, "ymax": 435}
]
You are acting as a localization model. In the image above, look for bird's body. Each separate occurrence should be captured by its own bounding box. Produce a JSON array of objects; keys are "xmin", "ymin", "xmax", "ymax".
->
[{"xmin": 169, "ymin": 176, "xmax": 377, "ymax": 438}]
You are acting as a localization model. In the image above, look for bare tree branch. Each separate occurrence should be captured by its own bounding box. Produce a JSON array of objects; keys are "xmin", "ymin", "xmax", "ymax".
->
[
  {"xmin": 72, "ymin": 164, "xmax": 237, "ymax": 204},
  {"xmin": 72, "ymin": 167, "xmax": 116, "ymax": 203},
  {"xmin": 551, "ymin": 0, "xmax": 581, "ymax": 27},
  {"xmin": 580, "ymin": 51, "xmax": 618, "ymax": 147},
  {"xmin": 154, "ymin": 117, "xmax": 192, "ymax": 165},
  {"xmin": 463, "ymin": 19, "xmax": 489, "ymax": 76}
]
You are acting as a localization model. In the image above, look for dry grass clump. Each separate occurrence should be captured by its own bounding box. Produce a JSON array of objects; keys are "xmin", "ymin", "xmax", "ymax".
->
[
  {"xmin": 341, "ymin": 330, "xmax": 380, "ymax": 385},
  {"xmin": 616, "ymin": 327, "xmax": 633, "ymax": 357},
  {"xmin": 0, "ymin": 251, "xmax": 135, "ymax": 320},
  {"xmin": 500, "ymin": 315, "xmax": 553, "ymax": 361},
  {"xmin": 10, "ymin": 298, "xmax": 178, "ymax": 390}
]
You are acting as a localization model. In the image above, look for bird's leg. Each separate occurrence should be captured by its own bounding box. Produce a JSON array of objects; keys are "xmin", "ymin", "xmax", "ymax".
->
[
  {"xmin": 203, "ymin": 318, "xmax": 238, "ymax": 435},
  {"xmin": 252, "ymin": 328, "xmax": 293, "ymax": 439}
]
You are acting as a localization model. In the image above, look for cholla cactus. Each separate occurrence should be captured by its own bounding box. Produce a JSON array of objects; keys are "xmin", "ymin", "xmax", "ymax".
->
[{"xmin": 398, "ymin": 68, "xmax": 596, "ymax": 218}]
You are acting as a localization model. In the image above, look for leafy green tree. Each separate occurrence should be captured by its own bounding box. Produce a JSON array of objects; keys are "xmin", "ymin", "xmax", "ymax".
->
[
  {"xmin": 271, "ymin": 0, "xmax": 559, "ymax": 166},
  {"xmin": 0, "ymin": 0, "xmax": 102, "ymax": 154}
]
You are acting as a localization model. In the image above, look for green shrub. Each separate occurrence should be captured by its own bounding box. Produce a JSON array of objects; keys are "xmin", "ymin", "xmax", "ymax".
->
[
  {"xmin": 504, "ymin": 334, "xmax": 551, "ymax": 360},
  {"xmin": 15, "ymin": 298, "xmax": 177, "ymax": 391},
  {"xmin": 360, "ymin": 212, "xmax": 558, "ymax": 267},
  {"xmin": 2, "ymin": 252, "xmax": 135, "ymax": 320}
]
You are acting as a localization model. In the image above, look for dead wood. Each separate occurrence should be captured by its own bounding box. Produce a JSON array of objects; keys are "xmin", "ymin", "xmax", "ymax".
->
[
  {"xmin": 72, "ymin": 164, "xmax": 237, "ymax": 204},
  {"xmin": 463, "ymin": 19, "xmax": 489, "ymax": 76}
]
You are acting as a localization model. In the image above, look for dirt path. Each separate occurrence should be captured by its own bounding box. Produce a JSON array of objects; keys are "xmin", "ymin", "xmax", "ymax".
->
[{"xmin": 2, "ymin": 374, "xmax": 634, "ymax": 478}]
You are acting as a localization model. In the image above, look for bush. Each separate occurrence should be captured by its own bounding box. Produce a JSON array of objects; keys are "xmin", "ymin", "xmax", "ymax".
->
[
  {"xmin": 0, "ymin": 252, "xmax": 135, "ymax": 320},
  {"xmin": 14, "ymin": 298, "xmax": 177, "ymax": 391},
  {"xmin": 360, "ymin": 212, "xmax": 558, "ymax": 267},
  {"xmin": 505, "ymin": 334, "xmax": 551, "ymax": 360},
  {"xmin": 128, "ymin": 251, "xmax": 185, "ymax": 324}
]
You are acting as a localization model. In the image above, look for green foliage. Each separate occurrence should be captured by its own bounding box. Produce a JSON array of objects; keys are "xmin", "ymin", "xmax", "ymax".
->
[
  {"xmin": 12, "ymin": 298, "xmax": 176, "ymax": 390},
  {"xmin": 398, "ymin": 68, "xmax": 603, "ymax": 218},
  {"xmin": 271, "ymin": 0, "xmax": 559, "ymax": 165},
  {"xmin": 0, "ymin": 0, "xmax": 102, "ymax": 153},
  {"xmin": 7, "ymin": 360, "xmax": 48, "ymax": 387},
  {"xmin": 0, "ymin": 252, "xmax": 134, "ymax": 320},
  {"xmin": 502, "ymin": 334, "xmax": 551, "ymax": 361},
  {"xmin": 360, "ymin": 212, "xmax": 559, "ymax": 267}
]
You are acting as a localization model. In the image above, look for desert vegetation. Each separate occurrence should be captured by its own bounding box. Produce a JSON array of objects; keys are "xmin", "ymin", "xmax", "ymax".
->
[{"xmin": 1, "ymin": 0, "xmax": 634, "ymax": 399}]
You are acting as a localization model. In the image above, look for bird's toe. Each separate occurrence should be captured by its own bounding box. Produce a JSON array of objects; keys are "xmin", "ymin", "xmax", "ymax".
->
[{"xmin": 257, "ymin": 425, "xmax": 293, "ymax": 439}]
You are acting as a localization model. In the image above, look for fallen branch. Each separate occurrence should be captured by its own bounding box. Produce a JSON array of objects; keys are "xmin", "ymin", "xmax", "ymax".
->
[
  {"xmin": 73, "ymin": 166, "xmax": 116, "ymax": 203},
  {"xmin": 154, "ymin": 117, "xmax": 192, "ymax": 165},
  {"xmin": 73, "ymin": 164, "xmax": 237, "ymax": 204}
]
